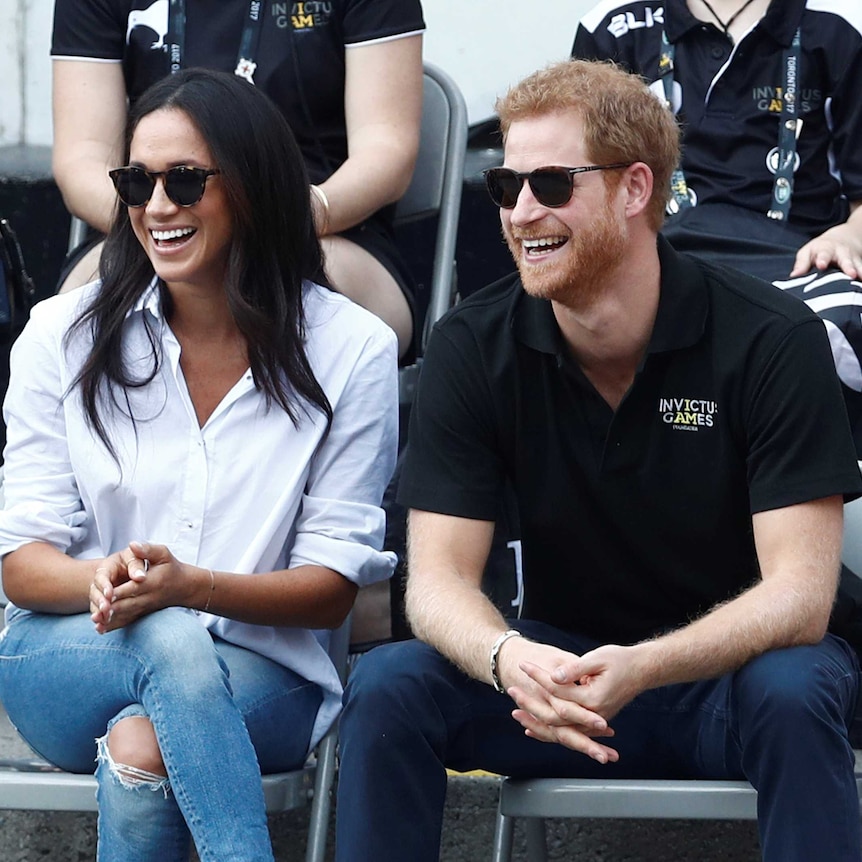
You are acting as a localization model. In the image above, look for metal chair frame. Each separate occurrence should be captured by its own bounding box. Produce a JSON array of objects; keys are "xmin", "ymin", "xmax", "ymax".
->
[{"xmin": 394, "ymin": 61, "xmax": 468, "ymax": 405}]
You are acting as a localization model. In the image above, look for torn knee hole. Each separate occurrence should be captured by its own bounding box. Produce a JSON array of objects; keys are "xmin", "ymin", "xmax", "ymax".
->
[{"xmin": 96, "ymin": 733, "xmax": 172, "ymax": 794}]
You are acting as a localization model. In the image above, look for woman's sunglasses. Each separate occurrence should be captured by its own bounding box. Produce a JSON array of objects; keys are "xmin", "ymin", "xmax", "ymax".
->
[
  {"xmin": 109, "ymin": 165, "xmax": 221, "ymax": 208},
  {"xmin": 483, "ymin": 163, "xmax": 632, "ymax": 209}
]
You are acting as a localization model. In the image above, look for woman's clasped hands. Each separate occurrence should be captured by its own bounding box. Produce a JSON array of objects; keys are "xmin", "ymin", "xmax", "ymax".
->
[{"xmin": 89, "ymin": 541, "xmax": 189, "ymax": 634}]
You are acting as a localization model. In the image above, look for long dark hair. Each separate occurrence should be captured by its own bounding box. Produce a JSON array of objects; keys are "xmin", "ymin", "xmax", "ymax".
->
[{"xmin": 67, "ymin": 67, "xmax": 332, "ymax": 457}]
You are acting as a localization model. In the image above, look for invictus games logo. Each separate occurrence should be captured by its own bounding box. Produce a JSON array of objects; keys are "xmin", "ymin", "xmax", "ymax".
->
[
  {"xmin": 752, "ymin": 85, "xmax": 821, "ymax": 115},
  {"xmin": 272, "ymin": 1, "xmax": 332, "ymax": 29},
  {"xmin": 659, "ymin": 397, "xmax": 718, "ymax": 432}
]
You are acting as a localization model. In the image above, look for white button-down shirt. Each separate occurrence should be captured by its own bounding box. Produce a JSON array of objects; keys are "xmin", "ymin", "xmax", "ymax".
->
[{"xmin": 0, "ymin": 278, "xmax": 398, "ymax": 748}]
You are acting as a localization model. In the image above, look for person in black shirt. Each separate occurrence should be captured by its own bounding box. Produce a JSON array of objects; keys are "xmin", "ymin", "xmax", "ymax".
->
[
  {"xmin": 334, "ymin": 59, "xmax": 862, "ymax": 862},
  {"xmin": 573, "ymin": 0, "xmax": 862, "ymax": 449}
]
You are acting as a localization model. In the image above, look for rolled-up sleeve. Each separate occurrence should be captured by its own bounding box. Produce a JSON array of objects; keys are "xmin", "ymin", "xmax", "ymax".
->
[
  {"xmin": 288, "ymin": 324, "xmax": 399, "ymax": 586},
  {"xmin": 0, "ymin": 303, "xmax": 88, "ymax": 556}
]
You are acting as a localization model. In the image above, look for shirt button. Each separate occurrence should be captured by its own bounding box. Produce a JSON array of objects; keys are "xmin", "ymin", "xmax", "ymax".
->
[{"xmin": 711, "ymin": 45, "xmax": 724, "ymax": 59}]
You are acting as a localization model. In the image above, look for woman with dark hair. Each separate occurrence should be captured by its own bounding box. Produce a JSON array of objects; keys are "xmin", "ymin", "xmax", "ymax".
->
[{"xmin": 0, "ymin": 67, "xmax": 398, "ymax": 861}]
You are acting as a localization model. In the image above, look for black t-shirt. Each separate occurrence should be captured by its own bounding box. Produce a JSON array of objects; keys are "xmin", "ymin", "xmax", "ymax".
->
[
  {"xmin": 51, "ymin": 0, "xmax": 425, "ymax": 186},
  {"xmin": 572, "ymin": 0, "xmax": 862, "ymax": 237},
  {"xmin": 398, "ymin": 238, "xmax": 862, "ymax": 645}
]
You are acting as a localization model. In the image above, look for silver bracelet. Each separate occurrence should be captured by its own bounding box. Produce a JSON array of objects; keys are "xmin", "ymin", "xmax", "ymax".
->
[{"xmin": 489, "ymin": 629, "xmax": 522, "ymax": 694}]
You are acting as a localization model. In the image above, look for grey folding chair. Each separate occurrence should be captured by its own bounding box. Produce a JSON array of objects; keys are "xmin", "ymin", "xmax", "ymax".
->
[
  {"xmin": 492, "ymin": 776, "xmax": 760, "ymax": 862},
  {"xmin": 492, "ymin": 765, "xmax": 862, "ymax": 862},
  {"xmin": 395, "ymin": 61, "xmax": 468, "ymax": 404},
  {"xmin": 0, "ymin": 614, "xmax": 351, "ymax": 862}
]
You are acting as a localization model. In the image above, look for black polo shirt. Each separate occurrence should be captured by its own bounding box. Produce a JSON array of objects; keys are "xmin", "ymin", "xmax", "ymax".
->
[
  {"xmin": 398, "ymin": 239, "xmax": 862, "ymax": 645},
  {"xmin": 572, "ymin": 0, "xmax": 862, "ymax": 236}
]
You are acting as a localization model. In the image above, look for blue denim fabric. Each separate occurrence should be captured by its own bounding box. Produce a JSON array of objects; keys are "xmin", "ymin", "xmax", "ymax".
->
[
  {"xmin": 0, "ymin": 607, "xmax": 322, "ymax": 862},
  {"xmin": 336, "ymin": 620, "xmax": 861, "ymax": 862}
]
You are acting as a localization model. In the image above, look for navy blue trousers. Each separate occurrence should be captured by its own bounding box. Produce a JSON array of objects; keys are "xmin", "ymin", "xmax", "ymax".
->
[{"xmin": 335, "ymin": 621, "xmax": 861, "ymax": 862}]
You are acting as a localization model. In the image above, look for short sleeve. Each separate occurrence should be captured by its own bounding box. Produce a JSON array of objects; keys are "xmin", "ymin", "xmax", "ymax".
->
[
  {"xmin": 397, "ymin": 320, "xmax": 507, "ymax": 521},
  {"xmin": 342, "ymin": 0, "xmax": 425, "ymax": 46},
  {"xmin": 52, "ymin": 0, "xmax": 127, "ymax": 60},
  {"xmin": 745, "ymin": 317, "xmax": 862, "ymax": 512}
]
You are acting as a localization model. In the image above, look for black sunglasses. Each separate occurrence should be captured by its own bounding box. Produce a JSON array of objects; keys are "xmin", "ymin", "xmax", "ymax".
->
[
  {"xmin": 109, "ymin": 165, "xmax": 221, "ymax": 208},
  {"xmin": 483, "ymin": 163, "xmax": 632, "ymax": 209}
]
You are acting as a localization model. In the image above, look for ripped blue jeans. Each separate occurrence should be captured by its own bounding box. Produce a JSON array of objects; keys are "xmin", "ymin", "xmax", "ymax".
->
[{"xmin": 0, "ymin": 607, "xmax": 322, "ymax": 862}]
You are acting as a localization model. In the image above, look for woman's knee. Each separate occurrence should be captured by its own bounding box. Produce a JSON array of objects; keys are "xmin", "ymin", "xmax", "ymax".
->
[
  {"xmin": 124, "ymin": 610, "xmax": 223, "ymax": 674},
  {"xmin": 100, "ymin": 716, "xmax": 168, "ymax": 785},
  {"xmin": 320, "ymin": 235, "xmax": 413, "ymax": 356}
]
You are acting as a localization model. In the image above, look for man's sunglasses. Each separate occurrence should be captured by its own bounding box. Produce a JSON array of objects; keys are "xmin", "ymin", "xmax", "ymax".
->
[
  {"xmin": 483, "ymin": 163, "xmax": 632, "ymax": 209},
  {"xmin": 109, "ymin": 165, "xmax": 221, "ymax": 208}
]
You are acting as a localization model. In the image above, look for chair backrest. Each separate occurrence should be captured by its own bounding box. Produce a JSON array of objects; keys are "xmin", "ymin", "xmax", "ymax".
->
[
  {"xmin": 395, "ymin": 62, "xmax": 468, "ymax": 359},
  {"xmin": 68, "ymin": 216, "xmax": 88, "ymax": 256}
]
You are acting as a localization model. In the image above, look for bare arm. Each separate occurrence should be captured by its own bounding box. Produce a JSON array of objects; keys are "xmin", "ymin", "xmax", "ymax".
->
[
  {"xmin": 52, "ymin": 59, "xmax": 127, "ymax": 234},
  {"xmin": 4, "ymin": 539, "xmax": 356, "ymax": 632},
  {"xmin": 791, "ymin": 200, "xmax": 862, "ymax": 280},
  {"xmin": 633, "ymin": 495, "xmax": 841, "ymax": 686},
  {"xmin": 405, "ymin": 509, "xmax": 503, "ymax": 680},
  {"xmin": 511, "ymin": 495, "xmax": 843, "ymax": 747},
  {"xmin": 405, "ymin": 509, "xmax": 616, "ymax": 761},
  {"xmin": 3, "ymin": 541, "xmax": 107, "ymax": 614},
  {"xmin": 91, "ymin": 540, "xmax": 357, "ymax": 632},
  {"xmin": 311, "ymin": 34, "xmax": 423, "ymax": 237}
]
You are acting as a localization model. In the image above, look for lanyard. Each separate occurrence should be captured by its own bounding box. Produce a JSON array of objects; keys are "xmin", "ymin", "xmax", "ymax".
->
[
  {"xmin": 659, "ymin": 26, "xmax": 802, "ymax": 220},
  {"xmin": 167, "ymin": 0, "xmax": 266, "ymax": 84},
  {"xmin": 766, "ymin": 27, "xmax": 802, "ymax": 222},
  {"xmin": 659, "ymin": 30, "xmax": 692, "ymax": 213}
]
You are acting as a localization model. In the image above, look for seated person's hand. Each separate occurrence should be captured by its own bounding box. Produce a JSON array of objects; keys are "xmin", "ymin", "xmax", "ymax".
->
[
  {"xmin": 498, "ymin": 637, "xmax": 619, "ymax": 764},
  {"xmin": 89, "ymin": 541, "xmax": 186, "ymax": 633},
  {"xmin": 791, "ymin": 221, "xmax": 862, "ymax": 280}
]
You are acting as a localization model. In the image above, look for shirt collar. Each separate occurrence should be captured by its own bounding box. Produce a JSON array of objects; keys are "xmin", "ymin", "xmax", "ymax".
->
[
  {"xmin": 130, "ymin": 277, "xmax": 164, "ymax": 320},
  {"xmin": 665, "ymin": 0, "xmax": 804, "ymax": 46},
  {"xmin": 512, "ymin": 236, "xmax": 708, "ymax": 359}
]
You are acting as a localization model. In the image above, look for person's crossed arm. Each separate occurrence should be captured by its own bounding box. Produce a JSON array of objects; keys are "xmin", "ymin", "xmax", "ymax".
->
[{"xmin": 507, "ymin": 495, "xmax": 843, "ymax": 758}]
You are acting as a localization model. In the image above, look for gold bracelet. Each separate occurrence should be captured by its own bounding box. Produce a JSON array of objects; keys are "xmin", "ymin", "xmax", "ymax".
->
[
  {"xmin": 203, "ymin": 568, "xmax": 215, "ymax": 613},
  {"xmin": 310, "ymin": 184, "xmax": 331, "ymax": 236}
]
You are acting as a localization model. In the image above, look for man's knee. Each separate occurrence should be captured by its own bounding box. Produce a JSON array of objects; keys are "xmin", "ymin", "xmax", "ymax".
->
[
  {"xmin": 733, "ymin": 638, "xmax": 859, "ymax": 723},
  {"xmin": 342, "ymin": 640, "xmax": 455, "ymax": 737}
]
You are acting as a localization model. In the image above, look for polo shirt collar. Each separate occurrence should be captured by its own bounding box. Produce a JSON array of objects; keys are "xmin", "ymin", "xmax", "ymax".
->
[
  {"xmin": 512, "ymin": 236, "xmax": 708, "ymax": 359},
  {"xmin": 664, "ymin": 0, "xmax": 708, "ymax": 42},
  {"xmin": 665, "ymin": 0, "xmax": 804, "ymax": 46}
]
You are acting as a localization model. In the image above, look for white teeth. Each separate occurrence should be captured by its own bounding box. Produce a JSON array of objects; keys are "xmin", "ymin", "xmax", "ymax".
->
[
  {"xmin": 151, "ymin": 227, "xmax": 195, "ymax": 241},
  {"xmin": 522, "ymin": 237, "xmax": 565, "ymax": 250}
]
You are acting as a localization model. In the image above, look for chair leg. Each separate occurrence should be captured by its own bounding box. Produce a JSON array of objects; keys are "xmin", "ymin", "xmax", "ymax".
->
[
  {"xmin": 491, "ymin": 805, "xmax": 515, "ymax": 862},
  {"xmin": 305, "ymin": 726, "xmax": 339, "ymax": 862},
  {"xmin": 523, "ymin": 818, "xmax": 548, "ymax": 862}
]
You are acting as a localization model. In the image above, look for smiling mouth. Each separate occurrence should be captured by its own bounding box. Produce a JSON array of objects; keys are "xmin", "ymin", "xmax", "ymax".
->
[
  {"xmin": 150, "ymin": 227, "xmax": 196, "ymax": 246},
  {"xmin": 522, "ymin": 236, "xmax": 568, "ymax": 257}
]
